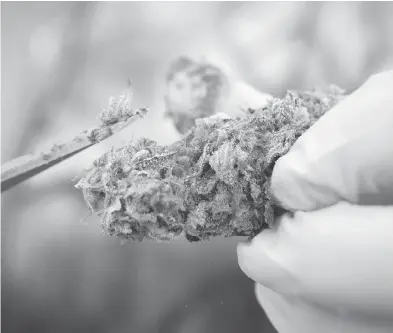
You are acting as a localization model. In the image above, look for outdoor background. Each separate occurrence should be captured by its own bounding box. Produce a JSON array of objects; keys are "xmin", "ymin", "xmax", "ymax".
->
[{"xmin": 2, "ymin": 2, "xmax": 393, "ymax": 333}]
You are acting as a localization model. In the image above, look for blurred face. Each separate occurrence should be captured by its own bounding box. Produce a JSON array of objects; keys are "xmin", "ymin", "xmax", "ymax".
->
[
  {"xmin": 164, "ymin": 57, "xmax": 225, "ymax": 134},
  {"xmin": 166, "ymin": 72, "xmax": 208, "ymax": 113}
]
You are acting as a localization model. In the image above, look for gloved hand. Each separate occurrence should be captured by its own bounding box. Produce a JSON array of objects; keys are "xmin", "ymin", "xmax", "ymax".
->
[{"xmin": 237, "ymin": 71, "xmax": 393, "ymax": 333}]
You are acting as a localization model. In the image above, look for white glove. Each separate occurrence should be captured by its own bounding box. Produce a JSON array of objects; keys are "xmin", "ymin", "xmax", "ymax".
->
[{"xmin": 237, "ymin": 70, "xmax": 393, "ymax": 333}]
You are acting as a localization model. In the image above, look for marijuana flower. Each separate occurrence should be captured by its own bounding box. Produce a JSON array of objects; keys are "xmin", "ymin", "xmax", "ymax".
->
[{"xmin": 76, "ymin": 86, "xmax": 345, "ymax": 242}]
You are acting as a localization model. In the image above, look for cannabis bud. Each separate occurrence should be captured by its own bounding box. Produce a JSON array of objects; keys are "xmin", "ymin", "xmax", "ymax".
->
[{"xmin": 76, "ymin": 86, "xmax": 344, "ymax": 242}]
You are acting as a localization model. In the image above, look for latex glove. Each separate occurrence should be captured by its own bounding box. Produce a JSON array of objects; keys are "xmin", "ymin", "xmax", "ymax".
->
[{"xmin": 237, "ymin": 70, "xmax": 393, "ymax": 333}]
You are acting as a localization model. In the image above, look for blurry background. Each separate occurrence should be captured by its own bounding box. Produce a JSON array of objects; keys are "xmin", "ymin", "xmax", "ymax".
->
[{"xmin": 2, "ymin": 2, "xmax": 393, "ymax": 333}]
